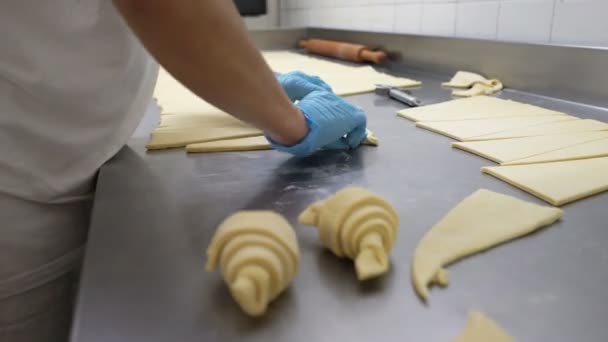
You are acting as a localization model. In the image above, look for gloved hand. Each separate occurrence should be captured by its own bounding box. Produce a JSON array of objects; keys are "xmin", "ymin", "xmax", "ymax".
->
[
  {"xmin": 276, "ymin": 71, "xmax": 333, "ymax": 102},
  {"xmin": 269, "ymin": 89, "xmax": 368, "ymax": 156}
]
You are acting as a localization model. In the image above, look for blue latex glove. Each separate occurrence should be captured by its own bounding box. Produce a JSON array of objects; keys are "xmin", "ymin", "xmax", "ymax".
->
[
  {"xmin": 269, "ymin": 89, "xmax": 367, "ymax": 156},
  {"xmin": 276, "ymin": 71, "xmax": 333, "ymax": 102}
]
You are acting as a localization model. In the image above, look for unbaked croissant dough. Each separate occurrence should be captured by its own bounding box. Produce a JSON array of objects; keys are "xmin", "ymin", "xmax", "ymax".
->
[
  {"xmin": 452, "ymin": 131, "xmax": 608, "ymax": 164},
  {"xmin": 454, "ymin": 311, "xmax": 514, "ymax": 342},
  {"xmin": 483, "ymin": 157, "xmax": 608, "ymax": 206},
  {"xmin": 298, "ymin": 187, "xmax": 399, "ymax": 281},
  {"xmin": 442, "ymin": 71, "xmax": 503, "ymax": 97},
  {"xmin": 185, "ymin": 129, "xmax": 379, "ymax": 153},
  {"xmin": 397, "ymin": 96, "xmax": 566, "ymax": 123},
  {"xmin": 469, "ymin": 119, "xmax": 608, "ymax": 141},
  {"xmin": 416, "ymin": 115, "xmax": 576, "ymax": 141},
  {"xmin": 205, "ymin": 211, "xmax": 300, "ymax": 316},
  {"xmin": 263, "ymin": 51, "xmax": 421, "ymax": 95},
  {"xmin": 503, "ymin": 137, "xmax": 608, "ymax": 165},
  {"xmin": 412, "ymin": 189, "xmax": 562, "ymax": 301}
]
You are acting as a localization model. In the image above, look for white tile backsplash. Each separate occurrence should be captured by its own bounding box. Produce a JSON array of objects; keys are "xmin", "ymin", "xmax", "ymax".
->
[
  {"xmin": 456, "ymin": 2, "xmax": 499, "ymax": 40},
  {"xmin": 279, "ymin": 0, "xmax": 608, "ymax": 47},
  {"xmin": 421, "ymin": 3, "xmax": 456, "ymax": 37},
  {"xmin": 497, "ymin": 0, "xmax": 554, "ymax": 44}
]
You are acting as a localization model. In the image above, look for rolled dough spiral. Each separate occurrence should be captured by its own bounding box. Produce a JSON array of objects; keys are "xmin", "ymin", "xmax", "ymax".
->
[
  {"xmin": 205, "ymin": 211, "xmax": 300, "ymax": 316},
  {"xmin": 298, "ymin": 187, "xmax": 399, "ymax": 281}
]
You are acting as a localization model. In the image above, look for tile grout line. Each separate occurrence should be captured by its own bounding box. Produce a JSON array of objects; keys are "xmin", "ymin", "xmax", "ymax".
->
[{"xmin": 548, "ymin": 0, "xmax": 558, "ymax": 44}]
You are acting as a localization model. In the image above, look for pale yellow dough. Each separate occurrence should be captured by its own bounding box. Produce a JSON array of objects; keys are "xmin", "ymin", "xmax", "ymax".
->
[
  {"xmin": 442, "ymin": 71, "xmax": 492, "ymax": 89},
  {"xmin": 452, "ymin": 131, "xmax": 608, "ymax": 163},
  {"xmin": 416, "ymin": 115, "xmax": 576, "ymax": 141},
  {"xmin": 453, "ymin": 311, "xmax": 514, "ymax": 342},
  {"xmin": 298, "ymin": 187, "xmax": 399, "ymax": 281},
  {"xmin": 263, "ymin": 51, "xmax": 421, "ymax": 95},
  {"xmin": 483, "ymin": 157, "xmax": 608, "ymax": 206},
  {"xmin": 186, "ymin": 136, "xmax": 271, "ymax": 153},
  {"xmin": 469, "ymin": 119, "xmax": 608, "ymax": 141},
  {"xmin": 442, "ymin": 71, "xmax": 503, "ymax": 97},
  {"xmin": 185, "ymin": 129, "xmax": 378, "ymax": 153},
  {"xmin": 397, "ymin": 96, "xmax": 566, "ymax": 122},
  {"xmin": 146, "ymin": 111, "xmax": 263, "ymax": 150},
  {"xmin": 205, "ymin": 211, "xmax": 300, "ymax": 316},
  {"xmin": 412, "ymin": 189, "xmax": 562, "ymax": 301},
  {"xmin": 504, "ymin": 138, "xmax": 608, "ymax": 165}
]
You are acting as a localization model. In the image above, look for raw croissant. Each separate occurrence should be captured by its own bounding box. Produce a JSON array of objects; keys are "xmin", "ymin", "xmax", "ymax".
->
[
  {"xmin": 206, "ymin": 211, "xmax": 300, "ymax": 316},
  {"xmin": 298, "ymin": 187, "xmax": 399, "ymax": 280}
]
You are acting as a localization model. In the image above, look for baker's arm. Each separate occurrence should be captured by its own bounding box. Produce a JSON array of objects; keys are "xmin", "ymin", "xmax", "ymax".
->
[{"xmin": 112, "ymin": 0, "xmax": 307, "ymax": 145}]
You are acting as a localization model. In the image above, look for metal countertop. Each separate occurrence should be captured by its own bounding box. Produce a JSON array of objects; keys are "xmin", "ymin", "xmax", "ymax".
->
[{"xmin": 71, "ymin": 68, "xmax": 608, "ymax": 342}]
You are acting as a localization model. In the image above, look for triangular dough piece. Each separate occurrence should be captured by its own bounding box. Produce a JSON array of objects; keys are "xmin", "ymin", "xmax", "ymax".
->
[
  {"xmin": 503, "ymin": 138, "xmax": 608, "ymax": 165},
  {"xmin": 186, "ymin": 136, "xmax": 272, "ymax": 153},
  {"xmin": 397, "ymin": 96, "xmax": 565, "ymax": 122},
  {"xmin": 416, "ymin": 116, "xmax": 576, "ymax": 141},
  {"xmin": 468, "ymin": 119, "xmax": 608, "ymax": 141},
  {"xmin": 453, "ymin": 311, "xmax": 514, "ymax": 342},
  {"xmin": 453, "ymin": 131, "xmax": 608, "ymax": 163},
  {"xmin": 412, "ymin": 189, "xmax": 563, "ymax": 301},
  {"xmin": 482, "ymin": 157, "xmax": 608, "ymax": 206}
]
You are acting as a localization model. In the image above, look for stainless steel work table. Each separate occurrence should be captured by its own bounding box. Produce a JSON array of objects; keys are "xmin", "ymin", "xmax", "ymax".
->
[{"xmin": 71, "ymin": 30, "xmax": 608, "ymax": 342}]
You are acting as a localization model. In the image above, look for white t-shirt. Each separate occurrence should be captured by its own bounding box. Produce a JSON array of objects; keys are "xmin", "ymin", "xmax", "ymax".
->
[{"xmin": 0, "ymin": 1, "xmax": 158, "ymax": 203}]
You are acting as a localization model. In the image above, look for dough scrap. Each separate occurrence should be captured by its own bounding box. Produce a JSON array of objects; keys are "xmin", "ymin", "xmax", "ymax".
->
[
  {"xmin": 185, "ymin": 129, "xmax": 378, "ymax": 153},
  {"xmin": 397, "ymin": 96, "xmax": 566, "ymax": 122},
  {"xmin": 453, "ymin": 311, "xmax": 514, "ymax": 342},
  {"xmin": 452, "ymin": 131, "xmax": 608, "ymax": 164},
  {"xmin": 469, "ymin": 119, "xmax": 608, "ymax": 141},
  {"xmin": 503, "ymin": 138, "xmax": 608, "ymax": 165},
  {"xmin": 263, "ymin": 51, "xmax": 421, "ymax": 95},
  {"xmin": 442, "ymin": 71, "xmax": 493, "ymax": 89},
  {"xmin": 205, "ymin": 211, "xmax": 300, "ymax": 316},
  {"xmin": 482, "ymin": 157, "xmax": 608, "ymax": 206},
  {"xmin": 298, "ymin": 187, "xmax": 399, "ymax": 281},
  {"xmin": 416, "ymin": 115, "xmax": 576, "ymax": 141},
  {"xmin": 442, "ymin": 71, "xmax": 503, "ymax": 97},
  {"xmin": 412, "ymin": 189, "xmax": 562, "ymax": 301}
]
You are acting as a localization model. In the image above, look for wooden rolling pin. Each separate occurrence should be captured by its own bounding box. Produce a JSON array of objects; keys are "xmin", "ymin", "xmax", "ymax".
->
[{"xmin": 298, "ymin": 39, "xmax": 387, "ymax": 64}]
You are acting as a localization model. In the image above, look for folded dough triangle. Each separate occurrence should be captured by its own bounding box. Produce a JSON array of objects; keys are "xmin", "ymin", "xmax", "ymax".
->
[{"xmin": 412, "ymin": 189, "xmax": 563, "ymax": 301}]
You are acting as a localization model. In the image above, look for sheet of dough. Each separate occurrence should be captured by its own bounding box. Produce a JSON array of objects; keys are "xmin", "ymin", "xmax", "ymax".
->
[
  {"xmin": 469, "ymin": 119, "xmax": 608, "ymax": 141},
  {"xmin": 397, "ymin": 96, "xmax": 566, "ymax": 122},
  {"xmin": 412, "ymin": 189, "xmax": 563, "ymax": 300},
  {"xmin": 263, "ymin": 51, "xmax": 421, "ymax": 95},
  {"xmin": 453, "ymin": 311, "xmax": 514, "ymax": 342},
  {"xmin": 452, "ymin": 131, "xmax": 608, "ymax": 163},
  {"xmin": 416, "ymin": 115, "xmax": 576, "ymax": 141},
  {"xmin": 503, "ymin": 138, "xmax": 608, "ymax": 165},
  {"xmin": 146, "ymin": 111, "xmax": 263, "ymax": 150},
  {"xmin": 482, "ymin": 157, "xmax": 608, "ymax": 206},
  {"xmin": 185, "ymin": 129, "xmax": 379, "ymax": 153}
]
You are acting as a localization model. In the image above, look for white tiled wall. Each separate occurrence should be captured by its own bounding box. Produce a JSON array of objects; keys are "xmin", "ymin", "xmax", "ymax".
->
[{"xmin": 280, "ymin": 0, "xmax": 608, "ymax": 47}]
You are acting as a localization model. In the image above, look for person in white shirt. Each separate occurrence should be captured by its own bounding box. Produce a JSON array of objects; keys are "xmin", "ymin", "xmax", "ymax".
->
[{"xmin": 0, "ymin": 1, "xmax": 368, "ymax": 341}]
